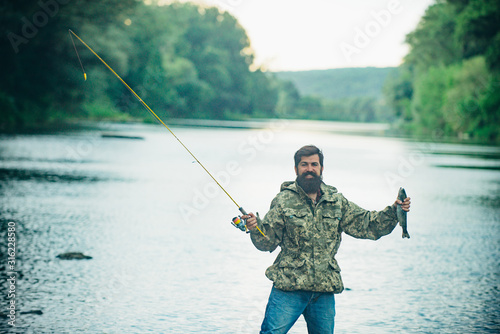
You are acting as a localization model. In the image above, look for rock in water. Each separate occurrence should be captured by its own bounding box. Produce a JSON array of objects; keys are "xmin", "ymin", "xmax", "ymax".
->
[
  {"xmin": 56, "ymin": 252, "xmax": 92, "ymax": 260},
  {"xmin": 20, "ymin": 310, "xmax": 43, "ymax": 315}
]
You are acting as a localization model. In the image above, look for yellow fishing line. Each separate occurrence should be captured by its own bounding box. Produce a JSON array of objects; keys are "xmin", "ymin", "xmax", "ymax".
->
[{"xmin": 68, "ymin": 29, "xmax": 266, "ymax": 238}]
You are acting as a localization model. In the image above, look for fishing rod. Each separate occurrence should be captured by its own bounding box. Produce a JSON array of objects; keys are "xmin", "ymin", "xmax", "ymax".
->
[{"xmin": 68, "ymin": 29, "xmax": 266, "ymax": 238}]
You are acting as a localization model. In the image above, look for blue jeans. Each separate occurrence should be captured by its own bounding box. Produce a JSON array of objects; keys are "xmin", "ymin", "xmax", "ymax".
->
[{"xmin": 260, "ymin": 286, "xmax": 336, "ymax": 334}]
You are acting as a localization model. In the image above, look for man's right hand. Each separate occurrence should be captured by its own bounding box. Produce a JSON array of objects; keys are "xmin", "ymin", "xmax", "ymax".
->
[{"xmin": 242, "ymin": 213, "xmax": 257, "ymax": 231}]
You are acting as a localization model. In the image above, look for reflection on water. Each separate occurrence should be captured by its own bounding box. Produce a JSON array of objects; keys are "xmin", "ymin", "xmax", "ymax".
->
[
  {"xmin": 0, "ymin": 121, "xmax": 499, "ymax": 333},
  {"xmin": 0, "ymin": 168, "xmax": 105, "ymax": 183},
  {"xmin": 423, "ymin": 143, "xmax": 500, "ymax": 171}
]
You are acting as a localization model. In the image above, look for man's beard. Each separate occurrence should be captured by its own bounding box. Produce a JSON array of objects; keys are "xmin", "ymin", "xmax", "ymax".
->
[{"xmin": 296, "ymin": 171, "xmax": 322, "ymax": 194}]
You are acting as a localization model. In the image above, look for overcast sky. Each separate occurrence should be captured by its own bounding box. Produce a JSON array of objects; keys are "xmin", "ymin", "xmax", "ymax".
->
[{"xmin": 166, "ymin": 0, "xmax": 436, "ymax": 71}]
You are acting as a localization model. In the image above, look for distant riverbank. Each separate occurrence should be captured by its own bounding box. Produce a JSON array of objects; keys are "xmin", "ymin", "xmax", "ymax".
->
[{"xmin": 6, "ymin": 118, "xmax": 497, "ymax": 146}]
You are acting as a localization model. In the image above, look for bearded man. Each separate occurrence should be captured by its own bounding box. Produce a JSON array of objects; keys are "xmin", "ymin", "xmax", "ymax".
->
[{"xmin": 243, "ymin": 145, "xmax": 411, "ymax": 334}]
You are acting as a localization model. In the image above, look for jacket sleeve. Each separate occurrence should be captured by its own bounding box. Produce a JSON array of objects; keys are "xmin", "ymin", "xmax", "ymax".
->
[
  {"xmin": 339, "ymin": 195, "xmax": 398, "ymax": 240},
  {"xmin": 250, "ymin": 197, "xmax": 284, "ymax": 252}
]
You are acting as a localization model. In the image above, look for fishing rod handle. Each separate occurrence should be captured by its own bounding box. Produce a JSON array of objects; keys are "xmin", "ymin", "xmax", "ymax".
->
[{"xmin": 239, "ymin": 207, "xmax": 267, "ymax": 237}]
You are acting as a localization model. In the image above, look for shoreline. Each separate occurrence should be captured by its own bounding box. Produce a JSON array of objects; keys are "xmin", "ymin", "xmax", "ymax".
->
[{"xmin": 1, "ymin": 118, "xmax": 498, "ymax": 146}]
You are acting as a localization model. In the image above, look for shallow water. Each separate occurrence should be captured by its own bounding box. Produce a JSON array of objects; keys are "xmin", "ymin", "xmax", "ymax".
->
[{"xmin": 0, "ymin": 121, "xmax": 499, "ymax": 333}]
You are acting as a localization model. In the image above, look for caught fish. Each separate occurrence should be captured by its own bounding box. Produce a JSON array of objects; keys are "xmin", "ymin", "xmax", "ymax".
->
[{"xmin": 397, "ymin": 187, "xmax": 410, "ymax": 238}]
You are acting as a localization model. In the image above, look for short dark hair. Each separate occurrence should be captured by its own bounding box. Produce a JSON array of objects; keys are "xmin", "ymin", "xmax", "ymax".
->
[{"xmin": 294, "ymin": 145, "xmax": 324, "ymax": 168}]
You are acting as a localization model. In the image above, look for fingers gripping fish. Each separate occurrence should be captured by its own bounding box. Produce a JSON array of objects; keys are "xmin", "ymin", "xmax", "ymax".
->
[{"xmin": 397, "ymin": 187, "xmax": 410, "ymax": 238}]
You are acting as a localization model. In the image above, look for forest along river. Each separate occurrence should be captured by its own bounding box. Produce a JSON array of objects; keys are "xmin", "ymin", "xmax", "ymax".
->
[{"xmin": 0, "ymin": 121, "xmax": 499, "ymax": 333}]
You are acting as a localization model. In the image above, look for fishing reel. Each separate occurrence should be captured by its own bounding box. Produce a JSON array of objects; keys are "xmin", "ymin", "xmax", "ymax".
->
[
  {"xmin": 231, "ymin": 216, "xmax": 249, "ymax": 233},
  {"xmin": 231, "ymin": 208, "xmax": 266, "ymax": 237}
]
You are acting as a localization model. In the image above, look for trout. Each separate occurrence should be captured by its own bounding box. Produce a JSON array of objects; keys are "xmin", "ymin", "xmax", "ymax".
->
[{"xmin": 397, "ymin": 187, "xmax": 410, "ymax": 238}]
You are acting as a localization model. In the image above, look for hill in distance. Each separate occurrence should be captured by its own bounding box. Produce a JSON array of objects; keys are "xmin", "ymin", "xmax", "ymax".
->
[{"xmin": 274, "ymin": 67, "xmax": 396, "ymax": 100}]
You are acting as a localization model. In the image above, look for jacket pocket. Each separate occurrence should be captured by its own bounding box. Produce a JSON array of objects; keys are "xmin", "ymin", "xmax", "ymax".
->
[
  {"xmin": 328, "ymin": 259, "xmax": 341, "ymax": 272},
  {"xmin": 267, "ymin": 257, "xmax": 307, "ymax": 291},
  {"xmin": 283, "ymin": 208, "xmax": 308, "ymax": 223},
  {"xmin": 326, "ymin": 260, "xmax": 344, "ymax": 293},
  {"xmin": 322, "ymin": 208, "xmax": 342, "ymax": 237},
  {"xmin": 278, "ymin": 257, "xmax": 306, "ymax": 268},
  {"xmin": 283, "ymin": 208, "xmax": 309, "ymax": 245},
  {"xmin": 322, "ymin": 208, "xmax": 341, "ymax": 221}
]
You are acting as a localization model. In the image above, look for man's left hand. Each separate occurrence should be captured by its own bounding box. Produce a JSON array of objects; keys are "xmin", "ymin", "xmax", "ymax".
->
[{"xmin": 394, "ymin": 197, "xmax": 411, "ymax": 212}]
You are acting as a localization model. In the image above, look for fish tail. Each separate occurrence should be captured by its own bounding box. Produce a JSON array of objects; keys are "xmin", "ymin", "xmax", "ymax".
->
[{"xmin": 402, "ymin": 231, "xmax": 410, "ymax": 239}]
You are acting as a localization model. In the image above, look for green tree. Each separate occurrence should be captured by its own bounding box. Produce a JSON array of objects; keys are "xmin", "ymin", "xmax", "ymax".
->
[
  {"xmin": 0, "ymin": 0, "xmax": 138, "ymax": 131},
  {"xmin": 384, "ymin": 0, "xmax": 500, "ymax": 142},
  {"xmin": 442, "ymin": 57, "xmax": 491, "ymax": 137},
  {"xmin": 0, "ymin": 0, "xmax": 282, "ymax": 131},
  {"xmin": 404, "ymin": 2, "xmax": 461, "ymax": 72},
  {"xmin": 119, "ymin": 3, "xmax": 278, "ymax": 121},
  {"xmin": 411, "ymin": 65, "xmax": 454, "ymax": 136},
  {"xmin": 453, "ymin": 0, "xmax": 500, "ymax": 68}
]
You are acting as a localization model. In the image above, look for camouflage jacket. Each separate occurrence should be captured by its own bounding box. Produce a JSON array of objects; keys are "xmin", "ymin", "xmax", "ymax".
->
[{"xmin": 250, "ymin": 181, "xmax": 398, "ymax": 293}]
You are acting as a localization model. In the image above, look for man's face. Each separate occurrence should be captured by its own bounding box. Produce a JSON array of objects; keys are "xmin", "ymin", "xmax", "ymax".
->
[
  {"xmin": 295, "ymin": 154, "xmax": 323, "ymax": 178},
  {"xmin": 295, "ymin": 154, "xmax": 323, "ymax": 194}
]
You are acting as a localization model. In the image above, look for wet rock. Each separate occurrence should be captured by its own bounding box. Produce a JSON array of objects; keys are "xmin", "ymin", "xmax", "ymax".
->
[
  {"xmin": 101, "ymin": 133, "xmax": 144, "ymax": 140},
  {"xmin": 56, "ymin": 252, "xmax": 92, "ymax": 260},
  {"xmin": 20, "ymin": 310, "xmax": 43, "ymax": 315}
]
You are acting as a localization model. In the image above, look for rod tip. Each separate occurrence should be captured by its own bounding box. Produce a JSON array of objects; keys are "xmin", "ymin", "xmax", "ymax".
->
[{"xmin": 84, "ymin": 73, "xmax": 87, "ymax": 81}]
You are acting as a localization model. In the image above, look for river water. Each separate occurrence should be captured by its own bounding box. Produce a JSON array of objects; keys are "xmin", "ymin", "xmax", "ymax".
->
[{"xmin": 0, "ymin": 120, "xmax": 499, "ymax": 333}]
